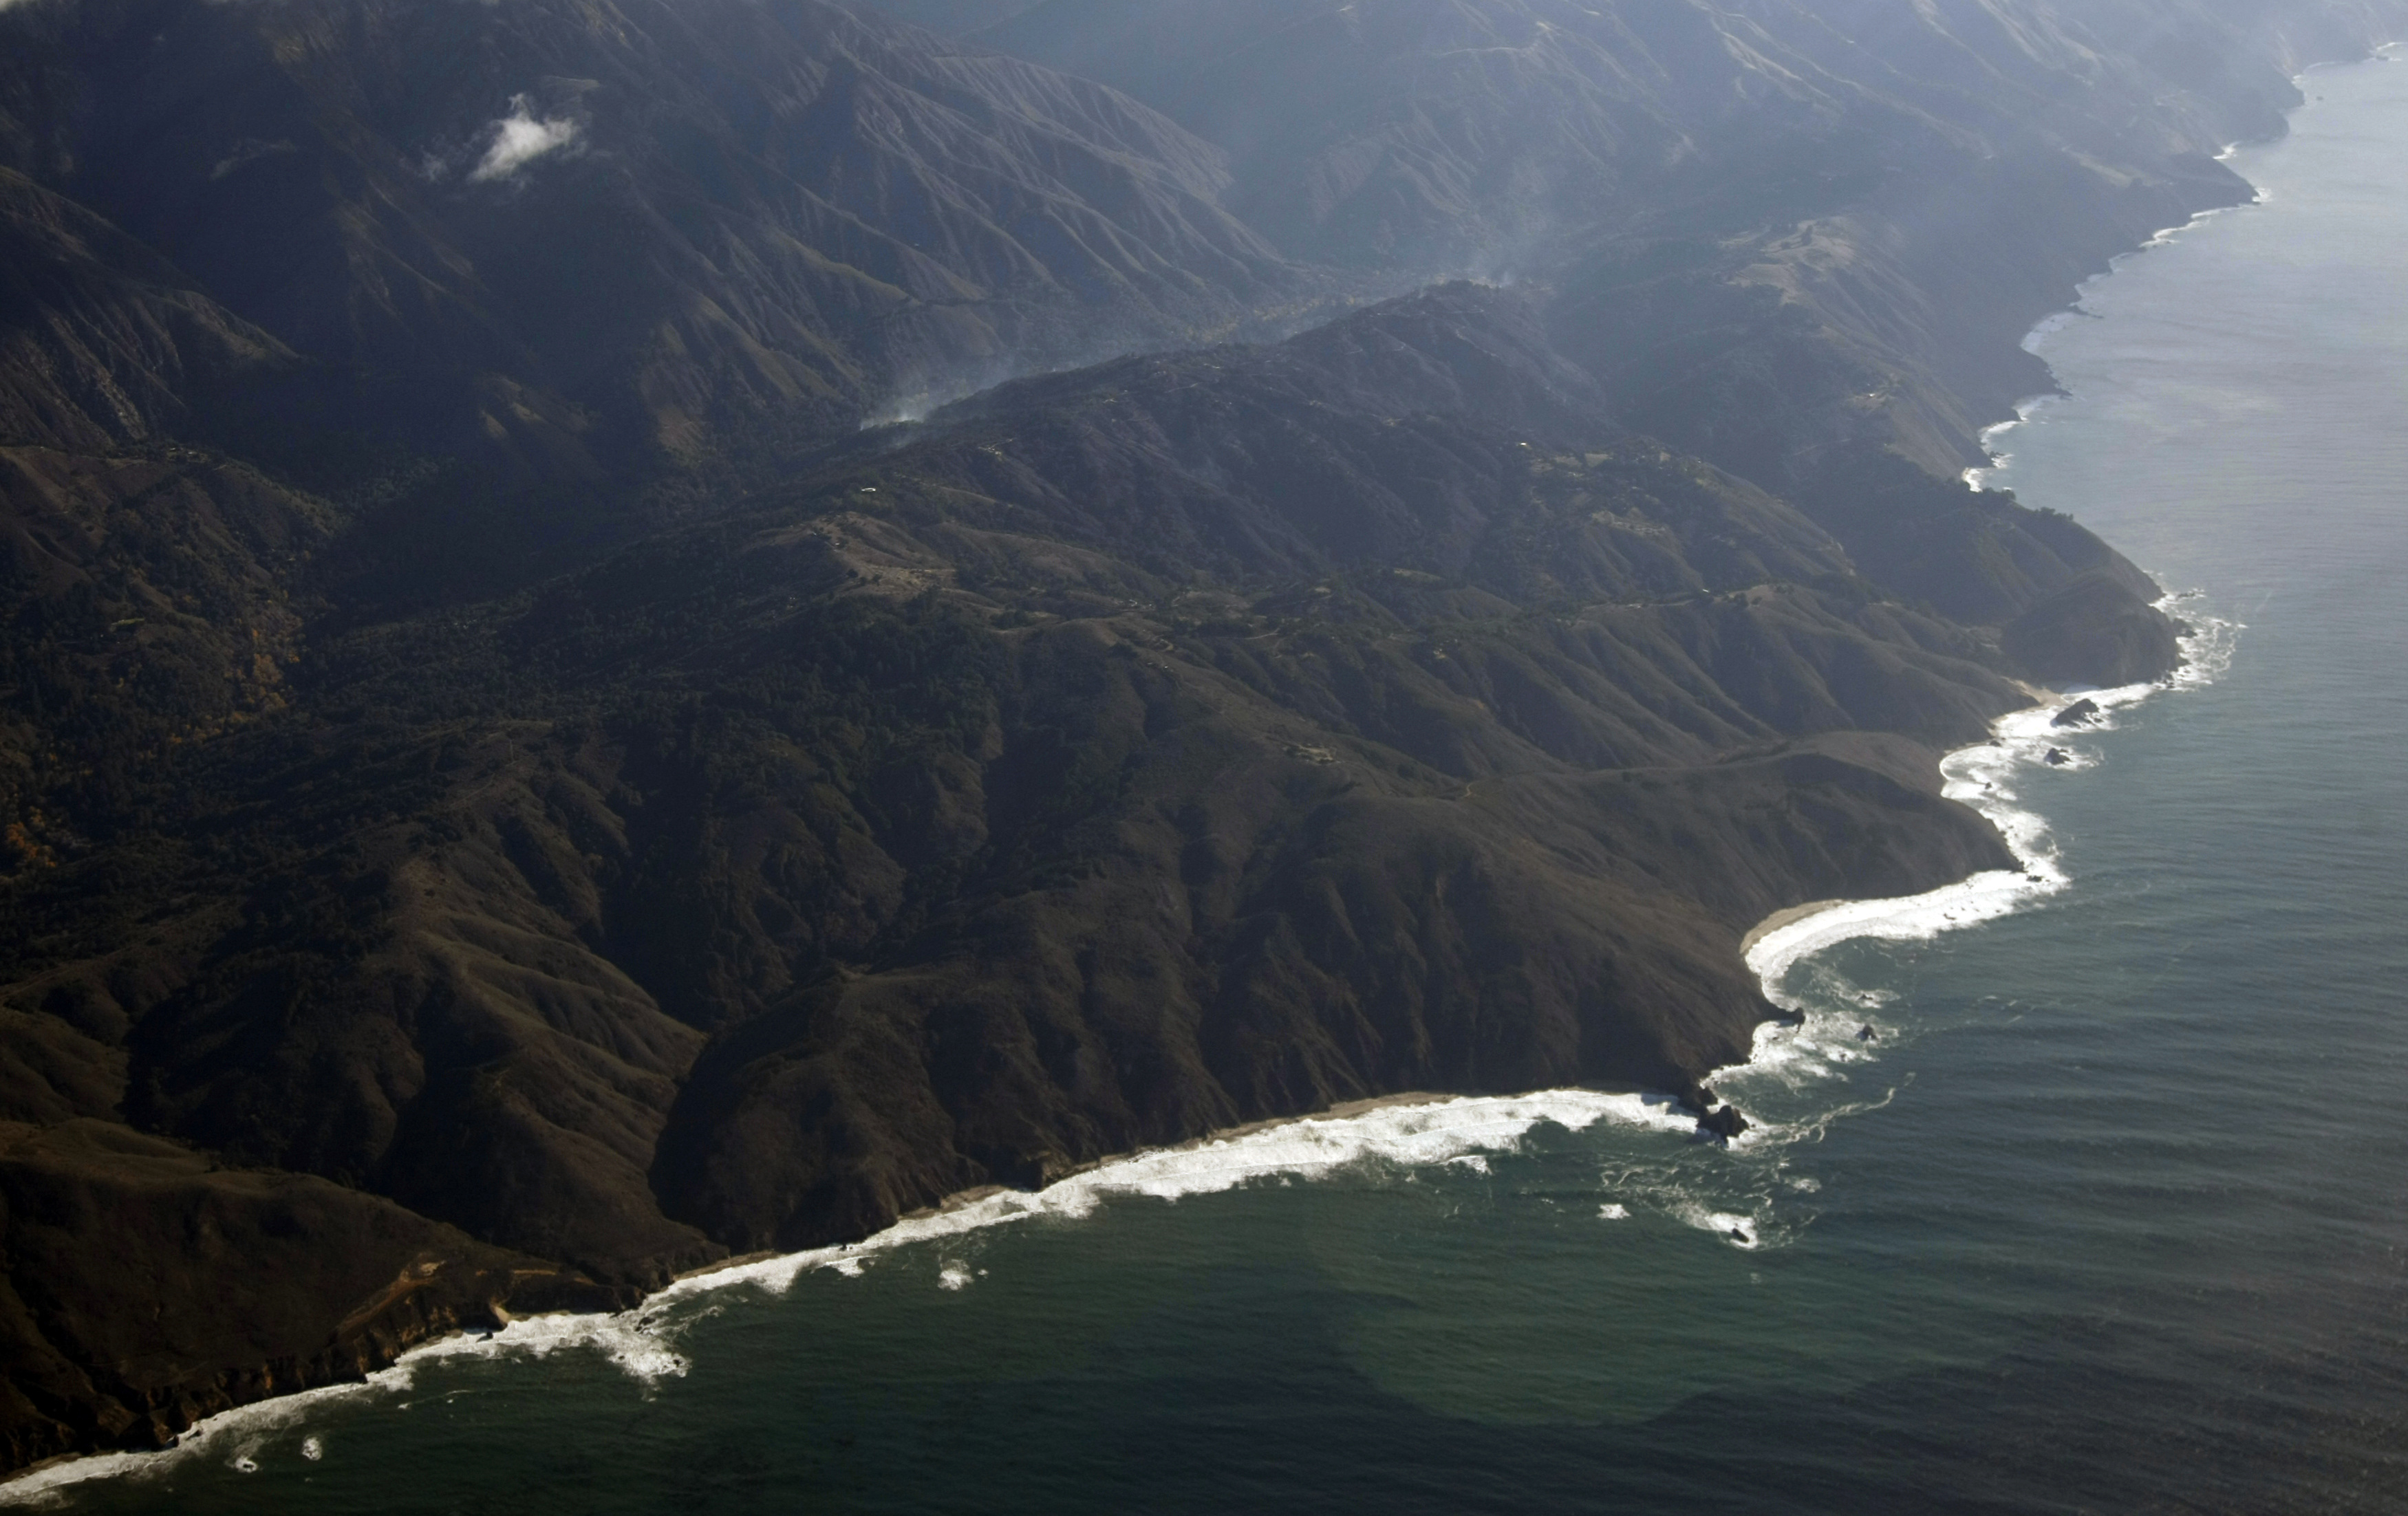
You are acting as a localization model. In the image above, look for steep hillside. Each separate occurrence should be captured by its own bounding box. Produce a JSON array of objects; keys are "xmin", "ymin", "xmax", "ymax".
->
[
  {"xmin": 0, "ymin": 0, "xmax": 2376, "ymax": 1477},
  {"xmin": 0, "ymin": 286, "xmax": 2077, "ymax": 1461},
  {"xmin": 0, "ymin": 169, "xmax": 294, "ymax": 455},
  {"xmin": 924, "ymin": 0, "xmax": 2400, "ymax": 479},
  {"xmin": 0, "ymin": 0, "xmax": 1300, "ymax": 466},
  {"xmin": 943, "ymin": 0, "xmax": 2324, "ymax": 267}
]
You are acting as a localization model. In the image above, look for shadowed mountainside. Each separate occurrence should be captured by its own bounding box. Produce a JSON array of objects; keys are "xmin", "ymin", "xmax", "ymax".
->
[
  {"xmin": 0, "ymin": 0, "xmax": 2393, "ymax": 1477},
  {"xmin": 0, "ymin": 286, "xmax": 2142, "ymax": 1464},
  {"xmin": 0, "ymin": 0, "xmax": 1301, "ymax": 470}
]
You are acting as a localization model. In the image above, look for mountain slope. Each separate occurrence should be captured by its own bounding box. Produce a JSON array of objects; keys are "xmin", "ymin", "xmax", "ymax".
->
[
  {"xmin": 0, "ymin": 0, "xmax": 2380, "ymax": 1477},
  {"xmin": 0, "ymin": 0, "xmax": 1300, "ymax": 464},
  {"xmin": 938, "ymin": 0, "xmax": 2332, "ymax": 267},
  {"xmin": 921, "ymin": 0, "xmax": 2397, "ymax": 484},
  {"xmin": 0, "ymin": 169, "xmax": 294, "ymax": 455},
  {"xmin": 0, "ymin": 286, "xmax": 2065, "ymax": 1459}
]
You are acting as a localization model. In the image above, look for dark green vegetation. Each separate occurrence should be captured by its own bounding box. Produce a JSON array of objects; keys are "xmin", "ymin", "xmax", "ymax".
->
[{"xmin": 0, "ymin": 0, "xmax": 2391, "ymax": 1478}]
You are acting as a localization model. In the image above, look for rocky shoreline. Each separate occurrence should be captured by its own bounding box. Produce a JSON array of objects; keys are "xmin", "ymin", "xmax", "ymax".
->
[
  {"xmin": 0, "ymin": 693, "xmax": 2075, "ymax": 1483},
  {"xmin": 0, "ymin": 0, "xmax": 2397, "ymax": 1482}
]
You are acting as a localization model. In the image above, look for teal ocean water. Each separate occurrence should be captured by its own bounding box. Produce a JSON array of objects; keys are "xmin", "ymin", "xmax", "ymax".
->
[{"xmin": 17, "ymin": 45, "xmax": 2408, "ymax": 1516}]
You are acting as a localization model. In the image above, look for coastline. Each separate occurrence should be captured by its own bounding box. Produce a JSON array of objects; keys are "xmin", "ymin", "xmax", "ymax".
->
[
  {"xmin": 0, "ymin": 30, "xmax": 2333, "ymax": 1498},
  {"xmin": 1968, "ymin": 41, "xmax": 2402, "ymax": 497},
  {"xmin": 0, "ymin": 619, "xmax": 2242, "ymax": 1509},
  {"xmin": 1742, "ymin": 595, "xmax": 2230, "ymax": 1021},
  {"xmin": 1738, "ymin": 899, "xmax": 1848, "ymax": 957},
  {"xmin": 0, "ymin": 1085, "xmax": 1707, "ymax": 1505},
  {"xmin": 31, "ymin": 34, "xmax": 2392, "ymax": 1499}
]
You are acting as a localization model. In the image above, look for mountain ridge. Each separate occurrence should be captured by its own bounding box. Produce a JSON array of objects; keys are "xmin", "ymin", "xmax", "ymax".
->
[{"xmin": 0, "ymin": 0, "xmax": 2396, "ymax": 1477}]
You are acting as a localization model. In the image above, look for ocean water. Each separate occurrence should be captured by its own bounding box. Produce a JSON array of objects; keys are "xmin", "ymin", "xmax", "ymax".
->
[{"xmin": 18, "ymin": 45, "xmax": 2408, "ymax": 1516}]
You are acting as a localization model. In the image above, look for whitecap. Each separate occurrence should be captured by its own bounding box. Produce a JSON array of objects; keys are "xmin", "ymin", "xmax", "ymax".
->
[
  {"xmin": 1963, "ymin": 392, "xmax": 2064, "ymax": 486},
  {"xmin": 1678, "ymin": 1206, "xmax": 1763, "ymax": 1248}
]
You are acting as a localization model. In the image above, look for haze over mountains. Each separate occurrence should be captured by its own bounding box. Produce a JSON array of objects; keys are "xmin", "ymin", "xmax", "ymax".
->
[{"xmin": 0, "ymin": 0, "xmax": 2394, "ymax": 1474}]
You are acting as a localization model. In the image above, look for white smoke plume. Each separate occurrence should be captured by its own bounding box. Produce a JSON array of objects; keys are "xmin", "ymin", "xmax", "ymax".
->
[{"xmin": 469, "ymin": 96, "xmax": 581, "ymax": 182}]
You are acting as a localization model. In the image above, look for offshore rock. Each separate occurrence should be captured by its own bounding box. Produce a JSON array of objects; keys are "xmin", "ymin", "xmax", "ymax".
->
[
  {"xmin": 1699, "ymin": 1105, "xmax": 1750, "ymax": 1143},
  {"xmin": 0, "ymin": 0, "xmax": 2385, "ymax": 1477}
]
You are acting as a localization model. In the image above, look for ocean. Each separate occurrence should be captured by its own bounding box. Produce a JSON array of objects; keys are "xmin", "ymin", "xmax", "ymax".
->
[{"xmin": 15, "ymin": 43, "xmax": 2408, "ymax": 1516}]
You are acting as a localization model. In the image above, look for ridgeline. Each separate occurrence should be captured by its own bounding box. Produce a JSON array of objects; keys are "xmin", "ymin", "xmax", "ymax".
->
[{"xmin": 0, "ymin": 0, "xmax": 2389, "ymax": 1473}]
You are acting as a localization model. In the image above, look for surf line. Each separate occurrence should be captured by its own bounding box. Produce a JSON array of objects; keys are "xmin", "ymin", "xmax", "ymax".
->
[
  {"xmin": 1731, "ymin": 596, "xmax": 2233, "ymax": 1068},
  {"xmin": 0, "ymin": 605, "xmax": 2233, "ymax": 1507},
  {"xmin": 0, "ymin": 1090, "xmax": 1708, "ymax": 1503}
]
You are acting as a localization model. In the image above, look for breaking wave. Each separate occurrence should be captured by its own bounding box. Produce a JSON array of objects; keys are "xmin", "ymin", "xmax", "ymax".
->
[
  {"xmin": 0, "ymin": 593, "xmax": 2235, "ymax": 1504},
  {"xmin": 1730, "ymin": 594, "xmax": 2235, "ymax": 1092}
]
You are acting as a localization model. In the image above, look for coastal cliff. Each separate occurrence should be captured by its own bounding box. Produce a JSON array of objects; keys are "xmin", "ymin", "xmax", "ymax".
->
[{"xmin": 0, "ymin": 0, "xmax": 2395, "ymax": 1475}]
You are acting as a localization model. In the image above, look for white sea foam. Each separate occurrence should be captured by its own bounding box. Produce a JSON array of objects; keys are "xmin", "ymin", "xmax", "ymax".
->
[
  {"xmin": 2019, "ymin": 310, "xmax": 2089, "ymax": 352},
  {"xmin": 0, "ymin": 585, "xmax": 2236, "ymax": 1506},
  {"xmin": 1962, "ymin": 171, "xmax": 2288, "ymax": 494},
  {"xmin": 0, "ymin": 1309, "xmax": 697, "ymax": 1506},
  {"xmin": 1675, "ymin": 1204, "xmax": 1763, "ymax": 1248},
  {"xmin": 1735, "ymin": 595, "xmax": 2234, "ymax": 1087},
  {"xmin": 0, "ymin": 1376, "xmax": 372, "ymax": 1504},
  {"xmin": 1962, "ymin": 392, "xmax": 2064, "ymax": 487},
  {"xmin": 0, "ymin": 1087, "xmax": 1718, "ymax": 1502},
  {"xmin": 649, "ymin": 1089, "xmax": 1701, "ymax": 1307},
  {"xmin": 2100, "ymin": 185, "xmax": 2272, "ymax": 279},
  {"xmin": 1969, "ymin": 190, "xmax": 2270, "ymax": 487}
]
